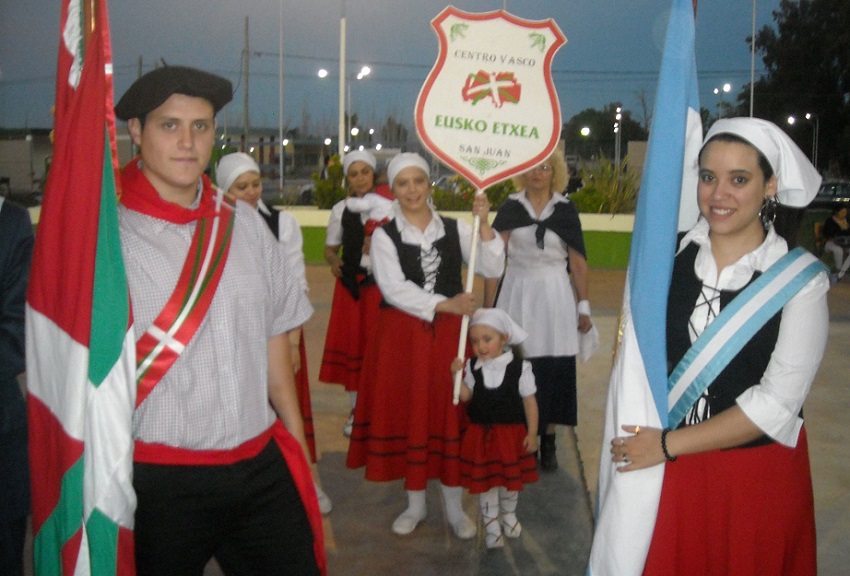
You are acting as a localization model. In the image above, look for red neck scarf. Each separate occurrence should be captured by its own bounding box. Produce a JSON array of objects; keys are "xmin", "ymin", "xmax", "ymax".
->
[{"xmin": 120, "ymin": 158, "xmax": 217, "ymax": 223}]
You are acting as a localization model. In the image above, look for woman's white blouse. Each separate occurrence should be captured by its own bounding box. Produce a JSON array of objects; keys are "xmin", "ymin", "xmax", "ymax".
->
[
  {"xmin": 370, "ymin": 206, "xmax": 505, "ymax": 322},
  {"xmin": 678, "ymin": 219, "xmax": 829, "ymax": 447}
]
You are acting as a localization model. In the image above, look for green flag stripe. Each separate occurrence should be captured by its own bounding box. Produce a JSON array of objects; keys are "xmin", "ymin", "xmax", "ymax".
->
[
  {"xmin": 86, "ymin": 508, "xmax": 120, "ymax": 574},
  {"xmin": 89, "ymin": 127, "xmax": 129, "ymax": 387},
  {"xmin": 33, "ymin": 456, "xmax": 85, "ymax": 574}
]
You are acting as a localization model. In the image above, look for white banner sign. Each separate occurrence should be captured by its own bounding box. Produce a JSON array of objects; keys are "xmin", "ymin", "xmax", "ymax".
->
[{"xmin": 416, "ymin": 6, "xmax": 566, "ymax": 189}]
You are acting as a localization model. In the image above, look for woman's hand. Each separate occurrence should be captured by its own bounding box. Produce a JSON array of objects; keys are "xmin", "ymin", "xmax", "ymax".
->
[
  {"xmin": 472, "ymin": 193, "xmax": 490, "ymax": 220},
  {"xmin": 610, "ymin": 425, "xmax": 666, "ymax": 472},
  {"xmin": 578, "ymin": 314, "xmax": 593, "ymax": 334},
  {"xmin": 435, "ymin": 292, "xmax": 476, "ymax": 317}
]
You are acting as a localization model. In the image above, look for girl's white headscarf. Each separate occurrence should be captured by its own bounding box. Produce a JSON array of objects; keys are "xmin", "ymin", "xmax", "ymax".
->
[
  {"xmin": 342, "ymin": 150, "xmax": 377, "ymax": 176},
  {"xmin": 216, "ymin": 152, "xmax": 260, "ymax": 193},
  {"xmin": 387, "ymin": 153, "xmax": 430, "ymax": 188},
  {"xmin": 470, "ymin": 308, "xmax": 527, "ymax": 346},
  {"xmin": 704, "ymin": 118, "xmax": 821, "ymax": 207}
]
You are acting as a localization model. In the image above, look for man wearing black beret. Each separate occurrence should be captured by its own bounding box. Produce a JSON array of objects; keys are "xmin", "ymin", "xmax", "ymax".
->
[{"xmin": 115, "ymin": 65, "xmax": 326, "ymax": 575}]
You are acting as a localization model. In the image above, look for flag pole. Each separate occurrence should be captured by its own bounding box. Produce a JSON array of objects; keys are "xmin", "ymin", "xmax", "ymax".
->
[{"xmin": 452, "ymin": 187, "xmax": 484, "ymax": 405}]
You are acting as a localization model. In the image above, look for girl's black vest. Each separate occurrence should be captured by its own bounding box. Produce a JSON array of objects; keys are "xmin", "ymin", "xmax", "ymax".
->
[
  {"xmin": 258, "ymin": 207, "xmax": 280, "ymax": 240},
  {"xmin": 467, "ymin": 355, "xmax": 527, "ymax": 425},
  {"xmin": 667, "ymin": 241, "xmax": 782, "ymax": 447},
  {"xmin": 380, "ymin": 217, "xmax": 463, "ymax": 303},
  {"xmin": 338, "ymin": 206, "xmax": 373, "ymax": 298}
]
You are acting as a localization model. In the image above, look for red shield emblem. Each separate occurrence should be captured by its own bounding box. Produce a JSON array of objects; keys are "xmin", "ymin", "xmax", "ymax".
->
[{"xmin": 416, "ymin": 7, "xmax": 566, "ymax": 189}]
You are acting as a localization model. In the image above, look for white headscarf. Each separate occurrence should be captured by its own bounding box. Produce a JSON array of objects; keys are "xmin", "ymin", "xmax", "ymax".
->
[
  {"xmin": 342, "ymin": 150, "xmax": 377, "ymax": 176},
  {"xmin": 216, "ymin": 152, "xmax": 260, "ymax": 193},
  {"xmin": 387, "ymin": 153, "xmax": 430, "ymax": 188},
  {"xmin": 470, "ymin": 308, "xmax": 528, "ymax": 346},
  {"xmin": 704, "ymin": 118, "xmax": 822, "ymax": 207}
]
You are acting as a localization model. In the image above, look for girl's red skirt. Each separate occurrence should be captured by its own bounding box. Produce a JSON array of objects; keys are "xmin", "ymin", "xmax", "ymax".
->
[
  {"xmin": 346, "ymin": 307, "xmax": 468, "ymax": 491},
  {"xmin": 459, "ymin": 423, "xmax": 538, "ymax": 494},
  {"xmin": 294, "ymin": 332, "xmax": 316, "ymax": 463},
  {"xmin": 318, "ymin": 279, "xmax": 381, "ymax": 392},
  {"xmin": 643, "ymin": 426, "xmax": 816, "ymax": 576}
]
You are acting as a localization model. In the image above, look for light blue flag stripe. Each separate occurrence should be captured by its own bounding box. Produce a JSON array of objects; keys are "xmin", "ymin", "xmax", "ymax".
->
[
  {"xmin": 667, "ymin": 249, "xmax": 825, "ymax": 426},
  {"xmin": 628, "ymin": 0, "xmax": 699, "ymax": 427}
]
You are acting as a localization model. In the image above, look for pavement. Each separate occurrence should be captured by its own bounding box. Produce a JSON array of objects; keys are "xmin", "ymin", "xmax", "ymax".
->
[{"xmin": 22, "ymin": 266, "xmax": 850, "ymax": 575}]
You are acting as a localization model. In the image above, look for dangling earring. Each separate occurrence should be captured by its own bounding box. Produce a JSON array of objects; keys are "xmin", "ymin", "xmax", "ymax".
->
[{"xmin": 759, "ymin": 196, "xmax": 777, "ymax": 229}]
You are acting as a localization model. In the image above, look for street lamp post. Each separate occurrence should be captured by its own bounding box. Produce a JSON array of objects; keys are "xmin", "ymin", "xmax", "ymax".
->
[
  {"xmin": 713, "ymin": 83, "xmax": 732, "ymax": 119},
  {"xmin": 613, "ymin": 107, "xmax": 622, "ymax": 169},
  {"xmin": 319, "ymin": 64, "xmax": 371, "ymax": 155},
  {"xmin": 788, "ymin": 113, "xmax": 819, "ymax": 168},
  {"xmin": 806, "ymin": 112, "xmax": 819, "ymax": 169},
  {"xmin": 580, "ymin": 126, "xmax": 590, "ymax": 160}
]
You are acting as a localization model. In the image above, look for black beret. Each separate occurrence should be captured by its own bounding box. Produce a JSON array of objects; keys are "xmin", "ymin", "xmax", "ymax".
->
[{"xmin": 114, "ymin": 65, "xmax": 233, "ymax": 121}]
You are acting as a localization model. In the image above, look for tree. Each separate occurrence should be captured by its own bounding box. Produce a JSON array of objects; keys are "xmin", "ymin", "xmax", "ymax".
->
[
  {"xmin": 562, "ymin": 104, "xmax": 648, "ymax": 162},
  {"xmin": 380, "ymin": 116, "xmax": 409, "ymax": 148},
  {"xmin": 742, "ymin": 0, "xmax": 849, "ymax": 175}
]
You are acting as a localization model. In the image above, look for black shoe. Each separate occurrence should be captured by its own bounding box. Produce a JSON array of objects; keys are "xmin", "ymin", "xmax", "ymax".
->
[{"xmin": 539, "ymin": 434, "xmax": 558, "ymax": 472}]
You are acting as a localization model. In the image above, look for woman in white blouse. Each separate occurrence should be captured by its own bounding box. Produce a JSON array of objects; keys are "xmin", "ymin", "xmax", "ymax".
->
[
  {"xmin": 609, "ymin": 118, "xmax": 828, "ymax": 574},
  {"xmin": 346, "ymin": 153, "xmax": 505, "ymax": 539}
]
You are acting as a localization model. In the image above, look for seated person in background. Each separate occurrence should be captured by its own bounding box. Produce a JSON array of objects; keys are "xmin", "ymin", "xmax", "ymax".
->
[{"xmin": 822, "ymin": 206, "xmax": 850, "ymax": 281}]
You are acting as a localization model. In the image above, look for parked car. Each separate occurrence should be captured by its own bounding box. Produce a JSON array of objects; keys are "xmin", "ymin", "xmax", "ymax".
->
[{"xmin": 810, "ymin": 181, "xmax": 850, "ymax": 210}]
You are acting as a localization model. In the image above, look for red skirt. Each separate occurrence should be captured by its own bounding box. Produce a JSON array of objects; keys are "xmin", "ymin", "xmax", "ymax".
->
[
  {"xmin": 459, "ymin": 423, "xmax": 539, "ymax": 494},
  {"xmin": 318, "ymin": 279, "xmax": 381, "ymax": 392},
  {"xmin": 294, "ymin": 332, "xmax": 316, "ymax": 463},
  {"xmin": 643, "ymin": 427, "xmax": 816, "ymax": 576},
  {"xmin": 346, "ymin": 308, "xmax": 468, "ymax": 491}
]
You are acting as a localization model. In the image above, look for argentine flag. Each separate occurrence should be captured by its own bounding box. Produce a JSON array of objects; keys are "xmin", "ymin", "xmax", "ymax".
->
[{"xmin": 588, "ymin": 0, "xmax": 702, "ymax": 573}]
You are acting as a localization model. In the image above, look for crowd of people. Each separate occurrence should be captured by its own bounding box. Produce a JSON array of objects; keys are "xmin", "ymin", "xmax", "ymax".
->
[{"xmin": 2, "ymin": 62, "xmax": 834, "ymax": 575}]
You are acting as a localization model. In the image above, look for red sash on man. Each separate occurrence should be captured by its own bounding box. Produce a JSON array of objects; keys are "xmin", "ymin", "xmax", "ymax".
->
[{"xmin": 120, "ymin": 160, "xmax": 327, "ymax": 575}]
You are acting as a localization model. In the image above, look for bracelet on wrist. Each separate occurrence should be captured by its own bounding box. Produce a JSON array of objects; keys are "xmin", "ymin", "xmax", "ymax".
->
[{"xmin": 661, "ymin": 427, "xmax": 677, "ymax": 462}]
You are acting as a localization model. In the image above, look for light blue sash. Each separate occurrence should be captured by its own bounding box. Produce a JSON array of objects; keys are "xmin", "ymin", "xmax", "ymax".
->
[{"xmin": 667, "ymin": 247, "xmax": 825, "ymax": 427}]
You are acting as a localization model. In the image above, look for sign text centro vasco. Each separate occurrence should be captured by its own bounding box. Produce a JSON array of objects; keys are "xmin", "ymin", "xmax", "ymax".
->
[{"xmin": 415, "ymin": 7, "xmax": 566, "ymax": 190}]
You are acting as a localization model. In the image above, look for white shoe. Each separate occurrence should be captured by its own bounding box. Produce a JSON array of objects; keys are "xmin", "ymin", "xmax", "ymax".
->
[
  {"xmin": 485, "ymin": 532, "xmax": 505, "ymax": 549},
  {"xmin": 342, "ymin": 412, "xmax": 354, "ymax": 437},
  {"xmin": 450, "ymin": 514, "xmax": 477, "ymax": 540},
  {"xmin": 315, "ymin": 485, "xmax": 333, "ymax": 515},
  {"xmin": 483, "ymin": 517, "xmax": 504, "ymax": 549},
  {"xmin": 392, "ymin": 509, "xmax": 426, "ymax": 535},
  {"xmin": 501, "ymin": 515, "xmax": 522, "ymax": 539}
]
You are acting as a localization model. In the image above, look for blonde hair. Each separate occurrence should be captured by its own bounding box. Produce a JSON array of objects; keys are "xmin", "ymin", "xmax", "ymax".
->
[{"xmin": 512, "ymin": 142, "xmax": 568, "ymax": 194}]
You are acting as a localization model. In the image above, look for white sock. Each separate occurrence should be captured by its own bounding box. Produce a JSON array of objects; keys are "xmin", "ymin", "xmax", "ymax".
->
[
  {"xmin": 480, "ymin": 488, "xmax": 502, "ymax": 547},
  {"xmin": 499, "ymin": 487, "xmax": 521, "ymax": 537},
  {"xmin": 349, "ymin": 391, "xmax": 358, "ymax": 410},
  {"xmin": 404, "ymin": 489, "xmax": 426, "ymax": 519},
  {"xmin": 439, "ymin": 484, "xmax": 467, "ymax": 525}
]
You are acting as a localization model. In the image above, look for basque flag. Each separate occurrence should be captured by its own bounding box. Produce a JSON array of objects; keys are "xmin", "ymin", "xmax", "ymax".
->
[
  {"xmin": 587, "ymin": 0, "xmax": 702, "ymax": 573},
  {"xmin": 26, "ymin": 0, "xmax": 137, "ymax": 573}
]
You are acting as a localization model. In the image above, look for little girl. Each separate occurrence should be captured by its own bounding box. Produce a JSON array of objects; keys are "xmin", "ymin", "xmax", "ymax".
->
[{"xmin": 452, "ymin": 308, "xmax": 539, "ymax": 549}]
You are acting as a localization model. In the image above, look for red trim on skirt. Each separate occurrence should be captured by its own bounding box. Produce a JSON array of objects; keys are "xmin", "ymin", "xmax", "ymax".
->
[
  {"xmin": 643, "ymin": 426, "xmax": 816, "ymax": 576},
  {"xmin": 319, "ymin": 279, "xmax": 381, "ymax": 392},
  {"xmin": 346, "ymin": 308, "xmax": 469, "ymax": 491},
  {"xmin": 295, "ymin": 331, "xmax": 317, "ymax": 462},
  {"xmin": 460, "ymin": 423, "xmax": 539, "ymax": 494}
]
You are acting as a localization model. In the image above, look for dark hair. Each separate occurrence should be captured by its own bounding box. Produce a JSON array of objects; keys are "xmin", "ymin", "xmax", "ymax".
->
[
  {"xmin": 699, "ymin": 132, "xmax": 804, "ymax": 245},
  {"xmin": 699, "ymin": 133, "xmax": 774, "ymax": 181}
]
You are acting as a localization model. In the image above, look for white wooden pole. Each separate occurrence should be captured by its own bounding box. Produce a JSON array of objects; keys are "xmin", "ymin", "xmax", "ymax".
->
[{"xmin": 452, "ymin": 188, "xmax": 484, "ymax": 405}]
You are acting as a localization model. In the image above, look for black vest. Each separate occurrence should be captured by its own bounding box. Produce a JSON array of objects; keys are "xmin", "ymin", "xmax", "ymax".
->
[
  {"xmin": 381, "ymin": 217, "xmax": 463, "ymax": 303},
  {"xmin": 337, "ymin": 207, "xmax": 375, "ymax": 299},
  {"xmin": 466, "ymin": 355, "xmax": 527, "ymax": 425},
  {"xmin": 258, "ymin": 207, "xmax": 280, "ymax": 240},
  {"xmin": 667, "ymin": 242, "xmax": 782, "ymax": 447}
]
